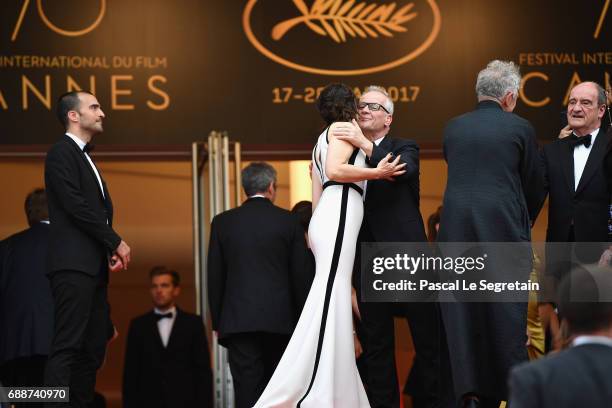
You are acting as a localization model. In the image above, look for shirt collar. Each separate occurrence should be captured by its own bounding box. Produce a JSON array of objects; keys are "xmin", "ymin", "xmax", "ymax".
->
[
  {"xmin": 572, "ymin": 335, "xmax": 612, "ymax": 348},
  {"xmin": 249, "ymin": 194, "xmax": 266, "ymax": 199},
  {"xmin": 373, "ymin": 136, "xmax": 386, "ymax": 146},
  {"xmin": 66, "ymin": 133, "xmax": 87, "ymax": 151},
  {"xmin": 154, "ymin": 306, "xmax": 177, "ymax": 316},
  {"xmin": 40, "ymin": 220, "xmax": 50, "ymax": 224},
  {"xmin": 574, "ymin": 128, "xmax": 600, "ymax": 142}
]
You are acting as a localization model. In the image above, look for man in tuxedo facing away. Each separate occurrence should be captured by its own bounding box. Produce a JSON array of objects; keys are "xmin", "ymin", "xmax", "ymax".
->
[
  {"xmin": 122, "ymin": 267, "xmax": 213, "ymax": 408},
  {"xmin": 331, "ymin": 86, "xmax": 442, "ymax": 408},
  {"xmin": 541, "ymin": 82, "xmax": 611, "ymax": 327},
  {"xmin": 207, "ymin": 162, "xmax": 313, "ymax": 408},
  {"xmin": 0, "ymin": 189, "xmax": 54, "ymax": 398},
  {"xmin": 44, "ymin": 91, "xmax": 131, "ymax": 407},
  {"xmin": 508, "ymin": 265, "xmax": 612, "ymax": 408}
]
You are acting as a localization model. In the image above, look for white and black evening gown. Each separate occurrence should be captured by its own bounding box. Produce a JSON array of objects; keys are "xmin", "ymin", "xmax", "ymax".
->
[{"xmin": 253, "ymin": 128, "xmax": 370, "ymax": 407}]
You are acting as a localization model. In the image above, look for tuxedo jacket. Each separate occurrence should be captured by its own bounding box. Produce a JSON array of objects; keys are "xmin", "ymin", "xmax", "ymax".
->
[
  {"xmin": 542, "ymin": 128, "xmax": 611, "ymax": 242},
  {"xmin": 122, "ymin": 308, "xmax": 213, "ymax": 408},
  {"xmin": 45, "ymin": 135, "xmax": 121, "ymax": 276},
  {"xmin": 363, "ymin": 135, "xmax": 427, "ymax": 243},
  {"xmin": 508, "ymin": 344, "xmax": 612, "ymax": 408},
  {"xmin": 0, "ymin": 223, "xmax": 54, "ymax": 364},
  {"xmin": 207, "ymin": 197, "xmax": 313, "ymax": 345}
]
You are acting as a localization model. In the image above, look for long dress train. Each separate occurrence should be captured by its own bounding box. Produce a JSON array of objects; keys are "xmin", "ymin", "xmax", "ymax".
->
[{"xmin": 253, "ymin": 128, "xmax": 370, "ymax": 407}]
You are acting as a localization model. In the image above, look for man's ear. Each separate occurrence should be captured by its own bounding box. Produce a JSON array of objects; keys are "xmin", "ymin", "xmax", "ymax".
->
[
  {"xmin": 67, "ymin": 110, "xmax": 79, "ymax": 123},
  {"xmin": 597, "ymin": 104, "xmax": 605, "ymax": 120},
  {"xmin": 385, "ymin": 114, "xmax": 393, "ymax": 127}
]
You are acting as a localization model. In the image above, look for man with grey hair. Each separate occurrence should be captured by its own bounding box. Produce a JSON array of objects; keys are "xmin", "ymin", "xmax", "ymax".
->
[
  {"xmin": 437, "ymin": 60, "xmax": 545, "ymax": 408},
  {"xmin": 331, "ymin": 86, "xmax": 442, "ymax": 408},
  {"xmin": 207, "ymin": 162, "xmax": 313, "ymax": 408}
]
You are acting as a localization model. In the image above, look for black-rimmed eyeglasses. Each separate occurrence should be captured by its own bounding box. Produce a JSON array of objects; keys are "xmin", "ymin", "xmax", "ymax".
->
[{"xmin": 358, "ymin": 102, "xmax": 390, "ymax": 113}]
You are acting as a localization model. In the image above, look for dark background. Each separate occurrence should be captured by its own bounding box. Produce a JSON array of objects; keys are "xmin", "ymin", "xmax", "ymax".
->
[{"xmin": 0, "ymin": 0, "xmax": 609, "ymax": 147}]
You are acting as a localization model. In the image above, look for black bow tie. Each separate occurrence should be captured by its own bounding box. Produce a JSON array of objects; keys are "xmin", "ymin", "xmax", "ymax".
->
[
  {"xmin": 155, "ymin": 312, "xmax": 173, "ymax": 321},
  {"xmin": 570, "ymin": 134, "xmax": 592, "ymax": 148},
  {"xmin": 83, "ymin": 143, "xmax": 95, "ymax": 153}
]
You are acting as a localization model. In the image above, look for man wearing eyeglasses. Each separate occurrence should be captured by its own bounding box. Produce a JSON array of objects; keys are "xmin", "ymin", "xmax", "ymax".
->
[{"xmin": 331, "ymin": 86, "xmax": 442, "ymax": 408}]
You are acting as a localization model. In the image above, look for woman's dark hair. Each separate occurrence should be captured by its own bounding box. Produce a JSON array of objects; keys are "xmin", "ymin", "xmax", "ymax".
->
[
  {"xmin": 291, "ymin": 200, "xmax": 313, "ymax": 231},
  {"xmin": 316, "ymin": 83, "xmax": 357, "ymax": 126}
]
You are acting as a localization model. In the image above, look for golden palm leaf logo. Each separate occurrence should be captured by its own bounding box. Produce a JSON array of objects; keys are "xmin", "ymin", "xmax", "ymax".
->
[
  {"xmin": 272, "ymin": 0, "xmax": 417, "ymax": 43},
  {"xmin": 243, "ymin": 0, "xmax": 441, "ymax": 75}
]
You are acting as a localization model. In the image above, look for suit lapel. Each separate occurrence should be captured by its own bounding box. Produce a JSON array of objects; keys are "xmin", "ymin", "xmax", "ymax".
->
[
  {"xmin": 64, "ymin": 135, "xmax": 106, "ymax": 203},
  {"xmin": 558, "ymin": 139, "xmax": 575, "ymax": 194},
  {"xmin": 365, "ymin": 136, "xmax": 394, "ymax": 204},
  {"xmin": 575, "ymin": 129, "xmax": 609, "ymax": 195}
]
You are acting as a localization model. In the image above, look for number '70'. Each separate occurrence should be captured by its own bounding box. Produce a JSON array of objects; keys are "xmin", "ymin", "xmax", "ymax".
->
[{"xmin": 11, "ymin": 0, "xmax": 106, "ymax": 41}]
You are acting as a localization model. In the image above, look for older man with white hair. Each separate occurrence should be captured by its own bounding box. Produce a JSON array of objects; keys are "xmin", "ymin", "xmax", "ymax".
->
[{"xmin": 437, "ymin": 60, "xmax": 546, "ymax": 408}]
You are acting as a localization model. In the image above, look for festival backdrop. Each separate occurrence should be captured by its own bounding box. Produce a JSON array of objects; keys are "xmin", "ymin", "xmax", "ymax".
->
[{"xmin": 0, "ymin": 0, "xmax": 610, "ymax": 146}]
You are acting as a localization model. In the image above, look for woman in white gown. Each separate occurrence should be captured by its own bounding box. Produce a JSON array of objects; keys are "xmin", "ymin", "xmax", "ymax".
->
[{"xmin": 253, "ymin": 84, "xmax": 405, "ymax": 408}]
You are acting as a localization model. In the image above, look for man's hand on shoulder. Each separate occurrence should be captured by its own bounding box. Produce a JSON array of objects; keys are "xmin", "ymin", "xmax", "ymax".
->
[{"xmin": 331, "ymin": 119, "xmax": 373, "ymax": 156}]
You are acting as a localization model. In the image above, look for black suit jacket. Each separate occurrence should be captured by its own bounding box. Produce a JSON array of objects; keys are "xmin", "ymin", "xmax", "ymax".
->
[
  {"xmin": 438, "ymin": 101, "xmax": 545, "ymax": 242},
  {"xmin": 508, "ymin": 343, "xmax": 612, "ymax": 408},
  {"xmin": 0, "ymin": 223, "xmax": 54, "ymax": 364},
  {"xmin": 45, "ymin": 135, "xmax": 121, "ymax": 276},
  {"xmin": 122, "ymin": 308, "xmax": 213, "ymax": 408},
  {"xmin": 207, "ymin": 197, "xmax": 313, "ymax": 345},
  {"xmin": 363, "ymin": 135, "xmax": 427, "ymax": 242},
  {"xmin": 542, "ymin": 127, "xmax": 611, "ymax": 242}
]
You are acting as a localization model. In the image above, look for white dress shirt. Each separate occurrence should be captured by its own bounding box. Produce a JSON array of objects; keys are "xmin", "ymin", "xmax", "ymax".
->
[
  {"xmin": 573, "ymin": 128, "xmax": 599, "ymax": 191},
  {"xmin": 154, "ymin": 306, "xmax": 177, "ymax": 348},
  {"xmin": 65, "ymin": 133, "xmax": 105, "ymax": 199},
  {"xmin": 572, "ymin": 335, "xmax": 612, "ymax": 348}
]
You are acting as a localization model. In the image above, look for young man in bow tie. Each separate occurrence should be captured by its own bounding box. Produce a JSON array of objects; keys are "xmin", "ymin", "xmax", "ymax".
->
[
  {"xmin": 541, "ymin": 82, "xmax": 611, "ymax": 347},
  {"xmin": 44, "ymin": 91, "xmax": 131, "ymax": 407},
  {"xmin": 123, "ymin": 266, "xmax": 213, "ymax": 408}
]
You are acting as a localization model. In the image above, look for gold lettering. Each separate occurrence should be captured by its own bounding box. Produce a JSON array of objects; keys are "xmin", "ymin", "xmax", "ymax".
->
[
  {"xmin": 111, "ymin": 75, "xmax": 134, "ymax": 110},
  {"xmin": 563, "ymin": 72, "xmax": 582, "ymax": 106},
  {"xmin": 520, "ymin": 72, "xmax": 551, "ymax": 108},
  {"xmin": 147, "ymin": 75, "xmax": 170, "ymax": 110},
  {"xmin": 22, "ymin": 75, "xmax": 51, "ymax": 109},
  {"xmin": 0, "ymin": 90, "xmax": 8, "ymax": 109},
  {"xmin": 67, "ymin": 75, "xmax": 96, "ymax": 94}
]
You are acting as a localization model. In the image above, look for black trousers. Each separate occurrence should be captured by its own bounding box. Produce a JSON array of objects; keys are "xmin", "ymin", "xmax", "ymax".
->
[
  {"xmin": 44, "ymin": 270, "xmax": 110, "ymax": 408},
  {"xmin": 356, "ymin": 300, "xmax": 443, "ymax": 408},
  {"xmin": 225, "ymin": 332, "xmax": 289, "ymax": 408}
]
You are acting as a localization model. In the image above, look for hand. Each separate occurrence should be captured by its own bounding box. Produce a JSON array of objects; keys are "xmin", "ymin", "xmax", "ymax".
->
[
  {"xmin": 332, "ymin": 120, "xmax": 370, "ymax": 150},
  {"xmin": 598, "ymin": 246, "xmax": 612, "ymax": 267},
  {"xmin": 375, "ymin": 153, "xmax": 406, "ymax": 180},
  {"xmin": 351, "ymin": 287, "xmax": 361, "ymax": 321},
  {"xmin": 353, "ymin": 331, "xmax": 363, "ymax": 359},
  {"xmin": 525, "ymin": 329, "xmax": 532, "ymax": 347},
  {"xmin": 110, "ymin": 325, "xmax": 119, "ymax": 343},
  {"xmin": 558, "ymin": 124, "xmax": 572, "ymax": 139},
  {"xmin": 114, "ymin": 240, "xmax": 131, "ymax": 270},
  {"xmin": 108, "ymin": 254, "xmax": 124, "ymax": 273}
]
